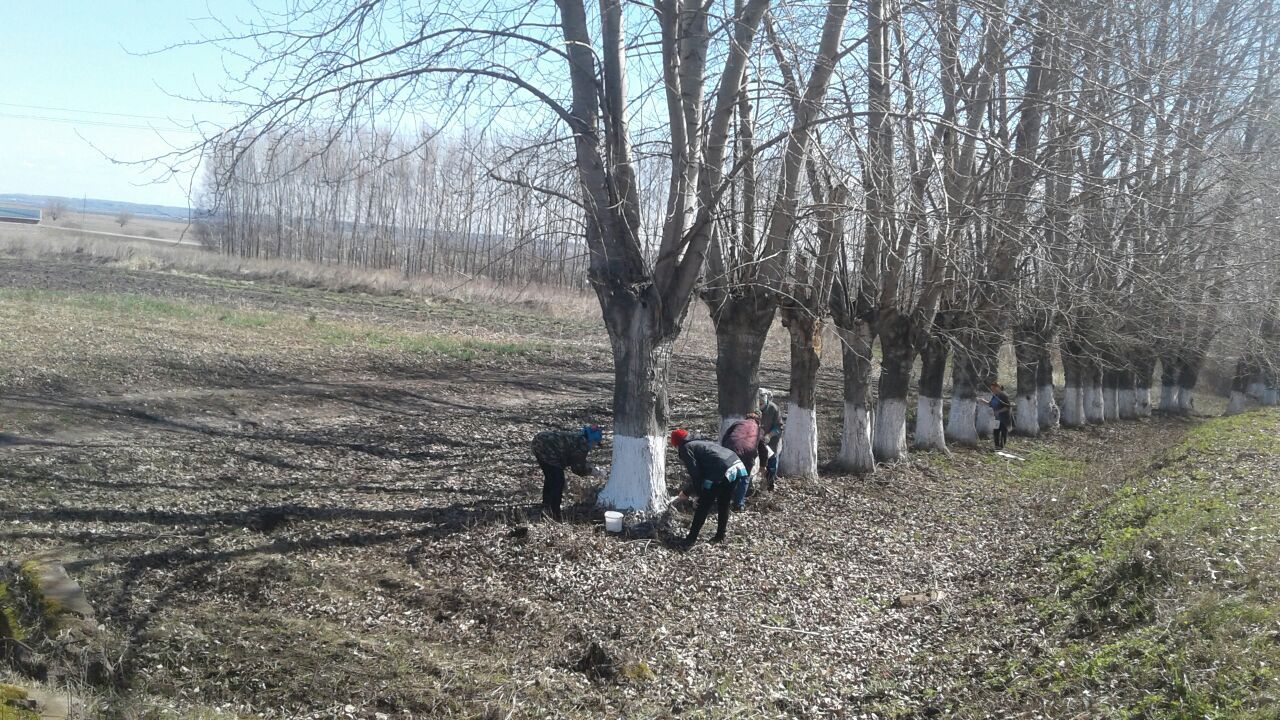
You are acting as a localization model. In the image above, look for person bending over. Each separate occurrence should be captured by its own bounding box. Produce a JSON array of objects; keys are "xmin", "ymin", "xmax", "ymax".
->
[
  {"xmin": 671, "ymin": 428, "xmax": 747, "ymax": 547},
  {"xmin": 531, "ymin": 425, "xmax": 603, "ymax": 521},
  {"xmin": 720, "ymin": 412, "xmax": 768, "ymax": 511},
  {"xmin": 988, "ymin": 381, "xmax": 1012, "ymax": 450}
]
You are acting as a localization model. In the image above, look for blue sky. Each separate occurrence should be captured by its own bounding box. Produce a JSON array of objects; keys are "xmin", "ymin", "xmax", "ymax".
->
[{"xmin": 1, "ymin": 2, "xmax": 257, "ymax": 207}]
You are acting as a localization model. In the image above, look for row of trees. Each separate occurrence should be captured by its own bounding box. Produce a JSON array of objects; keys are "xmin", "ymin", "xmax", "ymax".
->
[
  {"xmin": 199, "ymin": 129, "xmax": 590, "ymax": 287},
  {"xmin": 191, "ymin": 0, "xmax": 1280, "ymax": 512}
]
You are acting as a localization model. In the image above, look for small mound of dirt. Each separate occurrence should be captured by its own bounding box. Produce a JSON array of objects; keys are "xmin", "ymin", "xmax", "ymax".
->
[{"xmin": 571, "ymin": 640, "xmax": 618, "ymax": 682}]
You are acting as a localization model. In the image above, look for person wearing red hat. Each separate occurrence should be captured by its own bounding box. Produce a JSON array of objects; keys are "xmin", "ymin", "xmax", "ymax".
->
[{"xmin": 670, "ymin": 428, "xmax": 747, "ymax": 547}]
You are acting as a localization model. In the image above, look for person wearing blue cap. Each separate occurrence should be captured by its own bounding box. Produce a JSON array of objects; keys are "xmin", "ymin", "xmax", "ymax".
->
[{"xmin": 531, "ymin": 424, "xmax": 604, "ymax": 521}]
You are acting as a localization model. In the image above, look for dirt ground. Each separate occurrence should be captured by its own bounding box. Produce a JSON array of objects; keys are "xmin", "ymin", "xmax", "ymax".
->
[{"xmin": 0, "ymin": 255, "xmax": 1212, "ymax": 719}]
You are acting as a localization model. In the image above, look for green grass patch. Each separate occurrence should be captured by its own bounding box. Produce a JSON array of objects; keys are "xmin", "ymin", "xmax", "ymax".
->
[
  {"xmin": 0, "ymin": 287, "xmax": 548, "ymax": 362},
  {"xmin": 995, "ymin": 409, "xmax": 1280, "ymax": 718}
]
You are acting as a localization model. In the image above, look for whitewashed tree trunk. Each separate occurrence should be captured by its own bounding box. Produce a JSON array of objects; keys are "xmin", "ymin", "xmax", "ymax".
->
[
  {"xmin": 1037, "ymin": 348, "xmax": 1059, "ymax": 430},
  {"xmin": 872, "ymin": 398, "xmax": 908, "ymax": 460},
  {"xmin": 1177, "ymin": 389, "xmax": 1195, "ymax": 414},
  {"xmin": 778, "ymin": 403, "xmax": 818, "ymax": 479},
  {"xmin": 1062, "ymin": 384, "xmax": 1085, "ymax": 426},
  {"xmin": 914, "ymin": 330, "xmax": 949, "ymax": 451},
  {"xmin": 1015, "ymin": 388, "xmax": 1040, "ymax": 435},
  {"xmin": 946, "ymin": 359, "xmax": 979, "ymax": 445},
  {"xmin": 1103, "ymin": 370, "xmax": 1120, "ymax": 422},
  {"xmin": 838, "ymin": 402, "xmax": 874, "ymax": 473},
  {"xmin": 976, "ymin": 403, "xmax": 998, "ymax": 437},
  {"xmin": 1134, "ymin": 385, "xmax": 1153, "ymax": 417},
  {"xmin": 1060, "ymin": 354, "xmax": 1085, "ymax": 427},
  {"xmin": 835, "ymin": 325, "xmax": 876, "ymax": 473},
  {"xmin": 915, "ymin": 397, "xmax": 946, "ymax": 451},
  {"xmin": 1118, "ymin": 387, "xmax": 1137, "ymax": 420},
  {"xmin": 1225, "ymin": 391, "xmax": 1248, "ymax": 415},
  {"xmin": 595, "ymin": 322, "xmax": 674, "ymax": 514},
  {"xmin": 1085, "ymin": 368, "xmax": 1106, "ymax": 425},
  {"xmin": 599, "ymin": 435, "xmax": 669, "ymax": 511},
  {"xmin": 1013, "ymin": 328, "xmax": 1040, "ymax": 437},
  {"xmin": 1160, "ymin": 382, "xmax": 1180, "ymax": 412},
  {"xmin": 872, "ymin": 311, "xmax": 913, "ymax": 461},
  {"xmin": 1263, "ymin": 387, "xmax": 1279, "ymax": 406}
]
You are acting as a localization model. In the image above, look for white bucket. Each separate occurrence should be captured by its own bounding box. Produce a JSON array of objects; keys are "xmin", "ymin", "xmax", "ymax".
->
[{"xmin": 604, "ymin": 511, "xmax": 624, "ymax": 533}]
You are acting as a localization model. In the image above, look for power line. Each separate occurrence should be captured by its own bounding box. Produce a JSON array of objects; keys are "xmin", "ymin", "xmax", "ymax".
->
[
  {"xmin": 0, "ymin": 111, "xmax": 201, "ymax": 135},
  {"xmin": 0, "ymin": 101, "xmax": 177, "ymax": 122}
]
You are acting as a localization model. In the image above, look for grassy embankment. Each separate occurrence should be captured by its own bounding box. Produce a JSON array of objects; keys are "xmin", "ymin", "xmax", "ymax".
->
[{"xmin": 983, "ymin": 409, "xmax": 1280, "ymax": 718}]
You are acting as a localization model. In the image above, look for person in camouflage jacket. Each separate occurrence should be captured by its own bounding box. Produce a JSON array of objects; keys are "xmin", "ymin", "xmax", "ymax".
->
[{"xmin": 531, "ymin": 425, "xmax": 603, "ymax": 521}]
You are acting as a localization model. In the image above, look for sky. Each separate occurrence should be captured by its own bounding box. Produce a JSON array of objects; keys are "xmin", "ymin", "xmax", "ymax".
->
[{"xmin": 0, "ymin": 2, "xmax": 261, "ymax": 208}]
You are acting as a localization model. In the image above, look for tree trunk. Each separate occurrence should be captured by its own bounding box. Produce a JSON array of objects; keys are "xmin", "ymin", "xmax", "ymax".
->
[
  {"xmin": 915, "ymin": 326, "xmax": 949, "ymax": 451},
  {"xmin": 945, "ymin": 354, "xmax": 979, "ymax": 445},
  {"xmin": 1226, "ymin": 357, "xmax": 1249, "ymax": 415},
  {"xmin": 835, "ymin": 323, "xmax": 875, "ymax": 473},
  {"xmin": 1013, "ymin": 326, "xmax": 1041, "ymax": 436},
  {"xmin": 1133, "ymin": 354, "xmax": 1155, "ymax": 417},
  {"xmin": 777, "ymin": 308, "xmax": 823, "ymax": 479},
  {"xmin": 1084, "ymin": 361, "xmax": 1105, "ymax": 424},
  {"xmin": 1117, "ymin": 368, "xmax": 1138, "ymax": 420},
  {"xmin": 1061, "ymin": 352, "xmax": 1086, "ymax": 427},
  {"xmin": 872, "ymin": 309, "xmax": 912, "ymax": 461},
  {"xmin": 595, "ymin": 303, "xmax": 674, "ymax": 514},
  {"xmin": 709, "ymin": 297, "xmax": 774, "ymax": 432},
  {"xmin": 1159, "ymin": 356, "xmax": 1181, "ymax": 412},
  {"xmin": 1102, "ymin": 369, "xmax": 1120, "ymax": 422},
  {"xmin": 1177, "ymin": 353, "xmax": 1202, "ymax": 414},
  {"xmin": 1036, "ymin": 345, "xmax": 1059, "ymax": 430}
]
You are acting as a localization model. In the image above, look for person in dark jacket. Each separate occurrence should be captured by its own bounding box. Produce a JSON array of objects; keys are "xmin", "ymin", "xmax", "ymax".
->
[
  {"xmin": 531, "ymin": 425, "xmax": 603, "ymax": 521},
  {"xmin": 671, "ymin": 428, "xmax": 747, "ymax": 547},
  {"xmin": 988, "ymin": 381, "xmax": 1012, "ymax": 449},
  {"xmin": 720, "ymin": 413, "xmax": 768, "ymax": 511},
  {"xmin": 757, "ymin": 389, "xmax": 784, "ymax": 489}
]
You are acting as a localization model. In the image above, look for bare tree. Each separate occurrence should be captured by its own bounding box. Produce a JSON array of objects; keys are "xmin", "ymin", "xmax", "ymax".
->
[{"xmin": 43, "ymin": 199, "xmax": 67, "ymax": 222}]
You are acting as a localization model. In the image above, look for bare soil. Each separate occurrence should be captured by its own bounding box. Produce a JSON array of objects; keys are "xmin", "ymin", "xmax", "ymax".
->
[{"xmin": 0, "ymin": 255, "xmax": 1207, "ymax": 719}]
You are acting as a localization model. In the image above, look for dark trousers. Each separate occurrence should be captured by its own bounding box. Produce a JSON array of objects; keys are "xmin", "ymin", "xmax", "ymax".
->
[
  {"xmin": 538, "ymin": 461, "xmax": 566, "ymax": 521},
  {"xmin": 687, "ymin": 480, "xmax": 739, "ymax": 544},
  {"xmin": 994, "ymin": 413, "xmax": 1010, "ymax": 449}
]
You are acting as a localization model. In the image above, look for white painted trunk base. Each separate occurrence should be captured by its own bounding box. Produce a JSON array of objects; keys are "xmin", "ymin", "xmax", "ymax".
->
[
  {"xmin": 1225, "ymin": 391, "xmax": 1248, "ymax": 416},
  {"xmin": 1134, "ymin": 387, "xmax": 1153, "ymax": 417},
  {"xmin": 1177, "ymin": 390, "xmax": 1195, "ymax": 414},
  {"xmin": 777, "ymin": 404, "xmax": 818, "ymax": 479},
  {"xmin": 1247, "ymin": 381, "xmax": 1267, "ymax": 400},
  {"xmin": 1061, "ymin": 385, "xmax": 1085, "ymax": 427},
  {"xmin": 914, "ymin": 396, "xmax": 946, "ymax": 451},
  {"xmin": 1037, "ymin": 384, "xmax": 1059, "ymax": 430},
  {"xmin": 1014, "ymin": 391, "xmax": 1039, "ymax": 436},
  {"xmin": 596, "ymin": 435, "xmax": 669, "ymax": 513},
  {"xmin": 1103, "ymin": 386, "xmax": 1119, "ymax": 422},
  {"xmin": 872, "ymin": 398, "xmax": 908, "ymax": 461},
  {"xmin": 837, "ymin": 402, "xmax": 874, "ymax": 474},
  {"xmin": 1084, "ymin": 383, "xmax": 1105, "ymax": 424},
  {"xmin": 946, "ymin": 396, "xmax": 978, "ymax": 445},
  {"xmin": 1118, "ymin": 389, "xmax": 1137, "ymax": 420},
  {"xmin": 1160, "ymin": 385, "xmax": 1180, "ymax": 413},
  {"xmin": 976, "ymin": 403, "xmax": 998, "ymax": 437},
  {"xmin": 1264, "ymin": 388, "xmax": 1279, "ymax": 406}
]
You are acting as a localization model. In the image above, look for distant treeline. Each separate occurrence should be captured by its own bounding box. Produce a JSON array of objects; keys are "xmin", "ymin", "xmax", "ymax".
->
[{"xmin": 198, "ymin": 129, "xmax": 590, "ymax": 288}]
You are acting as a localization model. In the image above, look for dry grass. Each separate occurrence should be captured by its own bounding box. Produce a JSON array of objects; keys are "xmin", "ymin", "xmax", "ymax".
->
[{"xmin": 0, "ymin": 223, "xmax": 601, "ymax": 323}]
